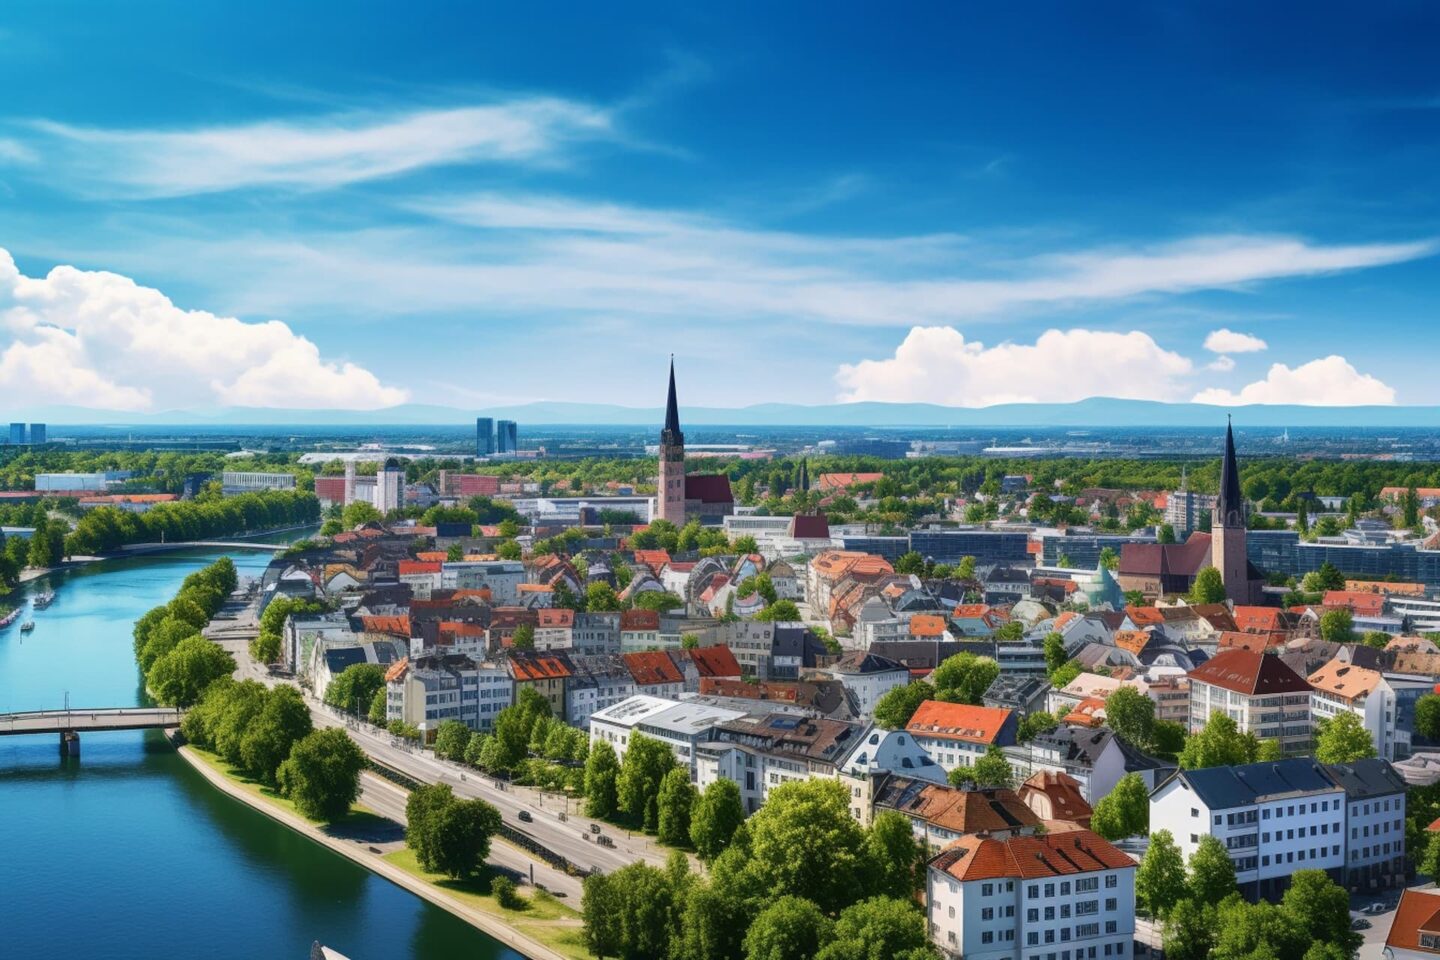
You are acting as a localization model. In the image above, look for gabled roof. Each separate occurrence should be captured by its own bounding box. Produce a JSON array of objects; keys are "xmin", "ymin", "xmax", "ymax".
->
[
  {"xmin": 830, "ymin": 650, "xmax": 908, "ymax": 676},
  {"xmin": 1307, "ymin": 658, "xmax": 1383, "ymax": 702},
  {"xmin": 1387, "ymin": 889, "xmax": 1440, "ymax": 956},
  {"xmin": 1020, "ymin": 770, "xmax": 1093, "ymax": 824},
  {"xmin": 537, "ymin": 608, "xmax": 575, "ymax": 628},
  {"xmin": 398, "ymin": 560, "xmax": 442, "ymax": 576},
  {"xmin": 1167, "ymin": 757, "xmax": 1339, "ymax": 810},
  {"xmin": 929, "ymin": 829, "xmax": 1133, "ymax": 882},
  {"xmin": 687, "ymin": 644, "xmax": 742, "ymax": 679},
  {"xmin": 1187, "ymin": 649, "xmax": 1311, "ymax": 696},
  {"xmin": 622, "ymin": 650, "xmax": 685, "ymax": 685},
  {"xmin": 906, "ymin": 701, "xmax": 1012, "ymax": 745},
  {"xmin": 874, "ymin": 777, "xmax": 1040, "ymax": 835},
  {"xmin": 619, "ymin": 609, "xmax": 660, "ymax": 631},
  {"xmin": 1323, "ymin": 757, "xmax": 1407, "ymax": 800},
  {"xmin": 789, "ymin": 514, "xmax": 831, "ymax": 539},
  {"xmin": 384, "ymin": 657, "xmax": 409, "ymax": 683},
  {"xmin": 1321, "ymin": 590, "xmax": 1387, "ymax": 617},
  {"xmin": 361, "ymin": 614, "xmax": 411, "ymax": 638},
  {"xmin": 684, "ymin": 474, "xmax": 734, "ymax": 504},
  {"xmin": 508, "ymin": 650, "xmax": 574, "ymax": 681}
]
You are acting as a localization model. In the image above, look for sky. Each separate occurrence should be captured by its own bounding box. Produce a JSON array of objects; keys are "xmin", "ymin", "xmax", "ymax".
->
[{"xmin": 0, "ymin": 1, "xmax": 1438, "ymax": 413}]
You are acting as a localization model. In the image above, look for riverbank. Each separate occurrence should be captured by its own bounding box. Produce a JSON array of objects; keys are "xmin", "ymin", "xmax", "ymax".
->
[{"xmin": 170, "ymin": 735, "xmax": 589, "ymax": 960}]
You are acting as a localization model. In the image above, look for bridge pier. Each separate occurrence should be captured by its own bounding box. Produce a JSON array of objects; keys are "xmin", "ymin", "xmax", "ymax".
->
[{"xmin": 59, "ymin": 730, "xmax": 80, "ymax": 757}]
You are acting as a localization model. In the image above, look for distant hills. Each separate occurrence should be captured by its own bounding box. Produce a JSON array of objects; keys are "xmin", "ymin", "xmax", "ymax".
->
[{"xmin": 8, "ymin": 397, "xmax": 1440, "ymax": 428}]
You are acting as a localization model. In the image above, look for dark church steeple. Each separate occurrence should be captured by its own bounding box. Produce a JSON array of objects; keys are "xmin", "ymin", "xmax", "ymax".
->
[
  {"xmin": 1218, "ymin": 416, "xmax": 1244, "ymax": 528},
  {"xmin": 661, "ymin": 356, "xmax": 684, "ymax": 447},
  {"xmin": 799, "ymin": 458, "xmax": 809, "ymax": 493}
]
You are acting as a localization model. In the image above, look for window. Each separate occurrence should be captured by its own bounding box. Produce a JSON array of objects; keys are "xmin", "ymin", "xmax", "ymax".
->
[
  {"xmin": 1214, "ymin": 814, "xmax": 1222, "ymax": 825},
  {"xmin": 1045, "ymin": 883, "xmax": 1056, "ymax": 898},
  {"xmin": 1106, "ymin": 922, "xmax": 1117, "ymax": 934},
  {"xmin": 1030, "ymin": 885, "xmax": 1040, "ymax": 900},
  {"xmin": 1028, "ymin": 934, "xmax": 1040, "ymax": 946},
  {"xmin": 982, "ymin": 908, "xmax": 994, "ymax": 921},
  {"xmin": 1029, "ymin": 909, "xmax": 1040, "ymax": 923},
  {"xmin": 1061, "ymin": 882, "xmax": 1072, "ymax": 896},
  {"xmin": 1046, "ymin": 930, "xmax": 1056, "ymax": 945},
  {"xmin": 983, "ymin": 933, "xmax": 995, "ymax": 945},
  {"xmin": 1105, "ymin": 875, "xmax": 1118, "ymax": 889},
  {"xmin": 948, "ymin": 906, "xmax": 955, "ymax": 919},
  {"xmin": 1105, "ymin": 898, "xmax": 1117, "ymax": 912},
  {"xmin": 983, "ymin": 883, "xmax": 994, "ymax": 897},
  {"xmin": 1045, "ymin": 907, "xmax": 1056, "ymax": 921},
  {"xmin": 1191, "ymin": 808, "xmax": 1199, "ymax": 818}
]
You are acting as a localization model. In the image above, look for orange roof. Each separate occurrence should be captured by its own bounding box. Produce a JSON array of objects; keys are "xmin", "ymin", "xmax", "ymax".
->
[
  {"xmin": 361, "ymin": 614, "xmax": 410, "ymax": 637},
  {"xmin": 398, "ymin": 561, "xmax": 441, "ymax": 576},
  {"xmin": 1232, "ymin": 606, "xmax": 1284, "ymax": 633},
  {"xmin": 538, "ymin": 608, "xmax": 575, "ymax": 628},
  {"xmin": 1346, "ymin": 579, "xmax": 1426, "ymax": 596},
  {"xmin": 622, "ymin": 651, "xmax": 684, "ymax": 686},
  {"xmin": 816, "ymin": 472, "xmax": 884, "ymax": 491},
  {"xmin": 1125, "ymin": 606, "xmax": 1164, "ymax": 627},
  {"xmin": 1307, "ymin": 659, "xmax": 1383, "ymax": 702},
  {"xmin": 688, "ymin": 644, "xmax": 741, "ymax": 679},
  {"xmin": 438, "ymin": 621, "xmax": 487, "ymax": 639},
  {"xmin": 951, "ymin": 604, "xmax": 992, "ymax": 620},
  {"xmin": 384, "ymin": 657, "xmax": 409, "ymax": 683},
  {"xmin": 1113, "ymin": 630, "xmax": 1151, "ymax": 656},
  {"xmin": 1217, "ymin": 631, "xmax": 1278, "ymax": 653},
  {"xmin": 1053, "ymin": 611, "xmax": 1081, "ymax": 631},
  {"xmin": 632, "ymin": 549, "xmax": 672, "ymax": 572},
  {"xmin": 1386, "ymin": 888, "xmax": 1440, "ymax": 955},
  {"xmin": 885, "ymin": 784, "xmax": 1040, "ymax": 835},
  {"xmin": 906, "ymin": 701, "xmax": 1012, "ymax": 745},
  {"xmin": 516, "ymin": 583, "xmax": 554, "ymax": 593},
  {"xmin": 1020, "ymin": 771, "xmax": 1092, "ymax": 825},
  {"xmin": 930, "ymin": 829, "xmax": 1134, "ymax": 882},
  {"xmin": 1062, "ymin": 697, "xmax": 1107, "ymax": 727},
  {"xmin": 1321, "ymin": 590, "xmax": 1386, "ymax": 617},
  {"xmin": 509, "ymin": 652, "xmax": 572, "ymax": 681},
  {"xmin": 415, "ymin": 551, "xmax": 448, "ymax": 562},
  {"xmin": 910, "ymin": 614, "xmax": 948, "ymax": 637}
]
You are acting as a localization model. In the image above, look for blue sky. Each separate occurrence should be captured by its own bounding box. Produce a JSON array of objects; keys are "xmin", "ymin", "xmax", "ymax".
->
[{"xmin": 0, "ymin": 1, "xmax": 1437, "ymax": 412}]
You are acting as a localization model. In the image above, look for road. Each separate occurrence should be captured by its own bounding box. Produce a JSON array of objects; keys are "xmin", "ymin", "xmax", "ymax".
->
[
  {"xmin": 215, "ymin": 591, "xmax": 677, "ymax": 880},
  {"xmin": 0, "ymin": 706, "xmax": 182, "ymax": 735}
]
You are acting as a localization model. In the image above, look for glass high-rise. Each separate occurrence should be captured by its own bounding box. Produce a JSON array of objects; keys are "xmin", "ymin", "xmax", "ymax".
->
[
  {"xmin": 8, "ymin": 423, "xmax": 25, "ymax": 445},
  {"xmin": 475, "ymin": 417, "xmax": 494, "ymax": 457},
  {"xmin": 497, "ymin": 420, "xmax": 518, "ymax": 453}
]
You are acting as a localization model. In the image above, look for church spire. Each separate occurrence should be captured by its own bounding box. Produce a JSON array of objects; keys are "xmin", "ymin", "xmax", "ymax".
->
[
  {"xmin": 661, "ymin": 355, "xmax": 684, "ymax": 447},
  {"xmin": 1217, "ymin": 416, "xmax": 1243, "ymax": 527}
]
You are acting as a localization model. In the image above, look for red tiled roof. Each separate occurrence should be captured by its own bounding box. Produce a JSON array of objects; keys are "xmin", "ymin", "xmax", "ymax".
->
[
  {"xmin": 623, "ymin": 651, "xmax": 684, "ymax": 686},
  {"xmin": 1020, "ymin": 771, "xmax": 1093, "ymax": 825},
  {"xmin": 398, "ymin": 561, "xmax": 441, "ymax": 576},
  {"xmin": 906, "ymin": 701, "xmax": 1012, "ymax": 745},
  {"xmin": 1387, "ymin": 889, "xmax": 1440, "ymax": 955},
  {"xmin": 1187, "ymin": 649, "xmax": 1311, "ymax": 696},
  {"xmin": 1321, "ymin": 590, "xmax": 1387, "ymax": 617},
  {"xmin": 911, "ymin": 614, "xmax": 948, "ymax": 637},
  {"xmin": 509, "ymin": 651, "xmax": 573, "ymax": 681},
  {"xmin": 929, "ymin": 829, "xmax": 1134, "ymax": 881},
  {"xmin": 1125, "ymin": 606, "xmax": 1165, "ymax": 626},
  {"xmin": 1118, "ymin": 532, "xmax": 1212, "ymax": 578},
  {"xmin": 789, "ymin": 514, "xmax": 831, "ymax": 539},
  {"xmin": 687, "ymin": 644, "xmax": 741, "ymax": 679},
  {"xmin": 620, "ymin": 609, "xmax": 660, "ymax": 631},
  {"xmin": 384, "ymin": 657, "xmax": 409, "ymax": 683},
  {"xmin": 538, "ymin": 608, "xmax": 575, "ymax": 628},
  {"xmin": 415, "ymin": 551, "xmax": 448, "ymax": 562},
  {"xmin": 361, "ymin": 614, "xmax": 411, "ymax": 637},
  {"xmin": 816, "ymin": 472, "xmax": 884, "ymax": 491}
]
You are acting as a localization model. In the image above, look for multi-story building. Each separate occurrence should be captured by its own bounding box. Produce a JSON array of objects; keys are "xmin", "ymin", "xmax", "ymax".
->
[
  {"xmin": 872, "ymin": 775, "xmax": 1040, "ymax": 851},
  {"xmin": 820, "ymin": 651, "xmax": 910, "ymax": 718},
  {"xmin": 475, "ymin": 417, "xmax": 494, "ymax": 457},
  {"xmin": 507, "ymin": 650, "xmax": 574, "ymax": 720},
  {"xmin": 1309, "ymin": 658, "xmax": 1407, "ymax": 760},
  {"xmin": 1150, "ymin": 758, "xmax": 1347, "ymax": 901},
  {"xmin": 906, "ymin": 701, "xmax": 1018, "ymax": 774},
  {"xmin": 374, "ymin": 458, "xmax": 406, "ymax": 513},
  {"xmin": 385, "ymin": 654, "xmax": 514, "ymax": 735},
  {"xmin": 8, "ymin": 422, "xmax": 25, "ymax": 445},
  {"xmin": 572, "ymin": 611, "xmax": 620, "ymax": 655},
  {"xmin": 1165, "ymin": 487, "xmax": 1216, "ymax": 539},
  {"xmin": 694, "ymin": 713, "xmax": 865, "ymax": 813},
  {"xmin": 1006, "ymin": 724, "xmax": 1175, "ymax": 804},
  {"xmin": 588, "ymin": 694, "xmax": 746, "ymax": 775},
  {"xmin": 533, "ymin": 608, "xmax": 576, "ymax": 650},
  {"xmin": 497, "ymin": 420, "xmax": 518, "ymax": 454},
  {"xmin": 28, "ymin": 423, "xmax": 45, "ymax": 446},
  {"xmin": 220, "ymin": 471, "xmax": 298, "ymax": 495},
  {"xmin": 1385, "ymin": 888, "xmax": 1440, "ymax": 960},
  {"xmin": 926, "ymin": 830, "xmax": 1136, "ymax": 960},
  {"xmin": 565, "ymin": 655, "xmax": 637, "ymax": 731},
  {"xmin": 619, "ymin": 609, "xmax": 660, "ymax": 651},
  {"xmin": 442, "ymin": 560, "xmax": 524, "ymax": 603},
  {"xmin": 1327, "ymin": 758, "xmax": 1408, "ymax": 893},
  {"xmin": 1185, "ymin": 649, "xmax": 1312, "ymax": 754}
]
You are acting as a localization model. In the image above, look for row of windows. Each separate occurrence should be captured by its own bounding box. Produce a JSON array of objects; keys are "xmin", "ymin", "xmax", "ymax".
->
[
  {"xmin": 1026, "ymin": 876, "xmax": 1118, "ymax": 899},
  {"xmin": 1024, "ymin": 920, "xmax": 1118, "ymax": 946},
  {"xmin": 1352, "ymin": 843, "xmax": 1397, "ymax": 860},
  {"xmin": 1026, "ymin": 940, "xmax": 1126, "ymax": 960}
]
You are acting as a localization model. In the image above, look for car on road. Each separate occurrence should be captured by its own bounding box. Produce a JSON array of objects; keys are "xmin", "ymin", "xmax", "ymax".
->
[
  {"xmin": 590, "ymin": 823, "xmax": 601, "ymax": 834},
  {"xmin": 1352, "ymin": 919, "xmax": 1371, "ymax": 931},
  {"xmin": 1362, "ymin": 903, "xmax": 1390, "ymax": 915},
  {"xmin": 518, "ymin": 810, "xmax": 533, "ymax": 823}
]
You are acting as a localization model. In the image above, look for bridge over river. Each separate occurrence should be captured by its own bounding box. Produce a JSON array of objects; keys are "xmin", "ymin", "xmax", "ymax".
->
[{"xmin": 0, "ymin": 707, "xmax": 182, "ymax": 755}]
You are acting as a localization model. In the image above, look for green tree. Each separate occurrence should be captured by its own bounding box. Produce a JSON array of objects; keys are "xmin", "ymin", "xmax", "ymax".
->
[
  {"xmin": 1018, "ymin": 710, "xmax": 1059, "ymax": 742},
  {"xmin": 446, "ymin": 542, "xmax": 464, "ymax": 562},
  {"xmin": 1188, "ymin": 566, "xmax": 1227, "ymax": 604},
  {"xmin": 956, "ymin": 556, "xmax": 977, "ymax": 580},
  {"xmin": 433, "ymin": 719, "xmax": 473, "ymax": 762},
  {"xmin": 1179, "ymin": 712, "xmax": 1262, "ymax": 769},
  {"xmin": 1162, "ymin": 898, "xmax": 1216, "ymax": 960},
  {"xmin": 1137, "ymin": 830, "xmax": 1187, "ymax": 918},
  {"xmin": 1361, "ymin": 630, "xmax": 1391, "ymax": 649},
  {"xmin": 582, "ymin": 741, "xmax": 621, "ymax": 822},
  {"xmin": 617, "ymin": 732, "xmax": 677, "ymax": 829},
  {"xmin": 1043, "ymin": 632, "xmax": 1068, "ymax": 673},
  {"xmin": 147, "ymin": 634, "xmax": 236, "ymax": 706},
  {"xmin": 1415, "ymin": 694, "xmax": 1440, "ymax": 741},
  {"xmin": 428, "ymin": 797, "xmax": 503, "ymax": 880},
  {"xmin": 948, "ymin": 746, "xmax": 1013, "ymax": 789},
  {"xmin": 1280, "ymin": 869, "xmax": 1361, "ymax": 958},
  {"xmin": 743, "ymin": 779, "xmax": 866, "ymax": 914},
  {"xmin": 239, "ymin": 685, "xmax": 313, "ymax": 782},
  {"xmin": 341, "ymin": 500, "xmax": 383, "ymax": 528},
  {"xmin": 368, "ymin": 687, "xmax": 387, "ymax": 724},
  {"xmin": 690, "ymin": 777, "xmax": 745, "ymax": 862},
  {"xmin": 814, "ymin": 896, "xmax": 935, "ymax": 960},
  {"xmin": 586, "ymin": 581, "xmax": 622, "ymax": 612},
  {"xmin": 865, "ymin": 811, "xmax": 924, "ymax": 899},
  {"xmin": 744, "ymin": 895, "xmax": 833, "ymax": 960},
  {"xmin": 931, "ymin": 652, "xmax": 999, "ymax": 705},
  {"xmin": 581, "ymin": 861, "xmax": 683, "ymax": 960},
  {"xmin": 754, "ymin": 599, "xmax": 802, "ymax": 622},
  {"xmin": 1158, "ymin": 523, "xmax": 1177, "ymax": 544},
  {"xmin": 1314, "ymin": 711, "xmax": 1377, "ymax": 764},
  {"xmin": 894, "ymin": 551, "xmax": 925, "ymax": 575},
  {"xmin": 873, "ymin": 680, "xmax": 934, "ymax": 729},
  {"xmin": 248, "ymin": 630, "xmax": 282, "ymax": 665},
  {"xmin": 1090, "ymin": 772, "xmax": 1149, "ymax": 840},
  {"xmin": 1187, "ymin": 834, "xmax": 1238, "ymax": 905},
  {"xmin": 27, "ymin": 517, "xmax": 53, "ymax": 568},
  {"xmin": 1099, "ymin": 546, "xmax": 1120, "ymax": 570},
  {"xmin": 323, "ymin": 662, "xmax": 387, "ymax": 716},
  {"xmin": 511, "ymin": 623, "xmax": 536, "ymax": 650},
  {"xmin": 1104, "ymin": 685, "xmax": 1156, "ymax": 749},
  {"xmin": 1049, "ymin": 660, "xmax": 1082, "ymax": 689},
  {"xmin": 405, "ymin": 783, "xmax": 457, "ymax": 871},
  {"xmin": 1319, "ymin": 608, "xmax": 1355, "ymax": 644},
  {"xmin": 657, "ymin": 766, "xmax": 698, "ymax": 846},
  {"xmin": 276, "ymin": 727, "xmax": 365, "ymax": 822}
]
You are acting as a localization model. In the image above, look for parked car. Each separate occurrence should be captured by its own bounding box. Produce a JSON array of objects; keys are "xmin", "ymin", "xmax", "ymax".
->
[
  {"xmin": 1352, "ymin": 919, "xmax": 1372, "ymax": 931},
  {"xmin": 589, "ymin": 823, "xmax": 601, "ymax": 835},
  {"xmin": 518, "ymin": 810, "xmax": 533, "ymax": 823},
  {"xmin": 1363, "ymin": 903, "xmax": 1389, "ymax": 916}
]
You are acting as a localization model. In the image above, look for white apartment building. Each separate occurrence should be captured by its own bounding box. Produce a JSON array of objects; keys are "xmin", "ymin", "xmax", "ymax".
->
[
  {"xmin": 442, "ymin": 560, "xmax": 525, "ymax": 603},
  {"xmin": 588, "ymin": 695, "xmax": 746, "ymax": 776},
  {"xmin": 220, "ymin": 471, "xmax": 297, "ymax": 495},
  {"xmin": 385, "ymin": 655, "xmax": 514, "ymax": 735},
  {"xmin": 693, "ymin": 714, "xmax": 865, "ymax": 814},
  {"xmin": 565, "ymin": 656, "xmax": 638, "ymax": 732},
  {"xmin": 1186, "ymin": 649, "xmax": 1313, "ymax": 755},
  {"xmin": 1150, "ymin": 758, "xmax": 1347, "ymax": 901},
  {"xmin": 821, "ymin": 651, "xmax": 911, "ymax": 718},
  {"xmin": 1327, "ymin": 758, "xmax": 1408, "ymax": 893},
  {"xmin": 906, "ymin": 701, "xmax": 1018, "ymax": 774},
  {"xmin": 927, "ymin": 830, "xmax": 1137, "ymax": 960},
  {"xmin": 1309, "ymin": 658, "xmax": 1403, "ymax": 760}
]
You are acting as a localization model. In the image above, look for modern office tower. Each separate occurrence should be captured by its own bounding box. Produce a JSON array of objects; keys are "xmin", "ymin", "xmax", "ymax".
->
[
  {"xmin": 8, "ymin": 423, "xmax": 25, "ymax": 445},
  {"xmin": 28, "ymin": 424, "xmax": 45, "ymax": 445},
  {"xmin": 374, "ymin": 458, "xmax": 406, "ymax": 512},
  {"xmin": 476, "ymin": 417, "xmax": 495, "ymax": 457},
  {"xmin": 497, "ymin": 420, "xmax": 518, "ymax": 453}
]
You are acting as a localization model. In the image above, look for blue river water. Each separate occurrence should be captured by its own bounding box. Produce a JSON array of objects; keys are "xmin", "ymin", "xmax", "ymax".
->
[{"xmin": 0, "ymin": 546, "xmax": 519, "ymax": 960}]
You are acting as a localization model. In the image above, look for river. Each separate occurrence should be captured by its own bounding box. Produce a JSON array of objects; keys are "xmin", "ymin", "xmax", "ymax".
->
[{"xmin": 0, "ymin": 545, "xmax": 521, "ymax": 960}]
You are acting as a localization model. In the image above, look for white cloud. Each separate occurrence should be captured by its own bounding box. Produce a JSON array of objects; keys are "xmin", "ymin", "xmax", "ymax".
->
[
  {"xmin": 1206, "ymin": 355, "xmax": 1236, "ymax": 372},
  {"xmin": 23, "ymin": 100, "xmax": 613, "ymax": 196},
  {"xmin": 1192, "ymin": 356, "xmax": 1396, "ymax": 406},
  {"xmin": 834, "ymin": 326, "xmax": 1194, "ymax": 406},
  {"xmin": 1203, "ymin": 328, "xmax": 1268, "ymax": 353},
  {"xmin": 0, "ymin": 248, "xmax": 407, "ymax": 410}
]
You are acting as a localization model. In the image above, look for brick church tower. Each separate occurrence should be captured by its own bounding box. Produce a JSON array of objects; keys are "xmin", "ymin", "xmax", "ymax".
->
[
  {"xmin": 1212, "ymin": 418, "xmax": 1251, "ymax": 604},
  {"xmin": 656, "ymin": 358, "xmax": 687, "ymax": 524}
]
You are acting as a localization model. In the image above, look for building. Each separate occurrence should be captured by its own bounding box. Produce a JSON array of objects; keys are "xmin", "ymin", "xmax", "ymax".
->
[
  {"xmin": 507, "ymin": 650, "xmax": 573, "ymax": 719},
  {"xmin": 1214, "ymin": 420, "xmax": 1258, "ymax": 604},
  {"xmin": 28, "ymin": 423, "xmax": 45, "ymax": 446},
  {"xmin": 35, "ymin": 471, "xmax": 116, "ymax": 492},
  {"xmin": 385, "ymin": 654, "xmax": 514, "ymax": 735},
  {"xmin": 1326, "ymin": 758, "xmax": 1408, "ymax": 892},
  {"xmin": 497, "ymin": 420, "xmax": 518, "ymax": 454},
  {"xmin": 442, "ymin": 560, "xmax": 524, "ymax": 603},
  {"xmin": 8, "ymin": 422, "xmax": 25, "ymax": 445},
  {"xmin": 566, "ymin": 655, "xmax": 639, "ymax": 731},
  {"xmin": 1385, "ymin": 888, "xmax": 1440, "ymax": 960},
  {"xmin": 1164, "ymin": 480, "xmax": 1216, "ymax": 539},
  {"xmin": 1008, "ymin": 724, "xmax": 1175, "ymax": 804},
  {"xmin": 926, "ymin": 830, "xmax": 1136, "ymax": 960},
  {"xmin": 374, "ymin": 458, "xmax": 406, "ymax": 513},
  {"xmin": 822, "ymin": 651, "xmax": 911, "ymax": 718},
  {"xmin": 220, "ymin": 471, "xmax": 297, "ymax": 495},
  {"xmin": 588, "ymin": 694, "xmax": 746, "ymax": 775},
  {"xmin": 475, "ymin": 417, "xmax": 494, "ymax": 457},
  {"xmin": 1149, "ymin": 758, "xmax": 1347, "ymax": 901},
  {"xmin": 1018, "ymin": 770, "xmax": 1093, "ymax": 828},
  {"xmin": 1186, "ymin": 649, "xmax": 1313, "ymax": 754},
  {"xmin": 694, "ymin": 712, "xmax": 866, "ymax": 813},
  {"xmin": 653, "ymin": 358, "xmax": 734, "ymax": 524},
  {"xmin": 1308, "ymin": 657, "xmax": 1410, "ymax": 761},
  {"xmin": 873, "ymin": 776, "xmax": 1040, "ymax": 851},
  {"xmin": 906, "ymin": 701, "xmax": 1018, "ymax": 773}
]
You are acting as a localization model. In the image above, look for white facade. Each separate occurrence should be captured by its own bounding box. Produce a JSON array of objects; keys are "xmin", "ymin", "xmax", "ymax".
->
[
  {"xmin": 1344, "ymin": 787, "xmax": 1407, "ymax": 890},
  {"xmin": 374, "ymin": 464, "xmax": 405, "ymax": 513},
  {"xmin": 442, "ymin": 560, "xmax": 524, "ymax": 603},
  {"xmin": 221, "ymin": 471, "xmax": 297, "ymax": 495},
  {"xmin": 387, "ymin": 657, "xmax": 514, "ymax": 734},
  {"xmin": 1188, "ymin": 678, "xmax": 1312, "ymax": 755},
  {"xmin": 1311, "ymin": 672, "xmax": 1400, "ymax": 761},
  {"xmin": 832, "ymin": 666, "xmax": 910, "ymax": 718},
  {"xmin": 927, "ymin": 837, "xmax": 1136, "ymax": 960},
  {"xmin": 588, "ymin": 695, "xmax": 745, "ymax": 776},
  {"xmin": 838, "ymin": 728, "xmax": 947, "ymax": 784}
]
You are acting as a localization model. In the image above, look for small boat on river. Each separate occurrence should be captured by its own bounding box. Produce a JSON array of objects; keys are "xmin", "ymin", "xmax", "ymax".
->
[
  {"xmin": 20, "ymin": 620, "xmax": 35, "ymax": 632},
  {"xmin": 32, "ymin": 590, "xmax": 55, "ymax": 609}
]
